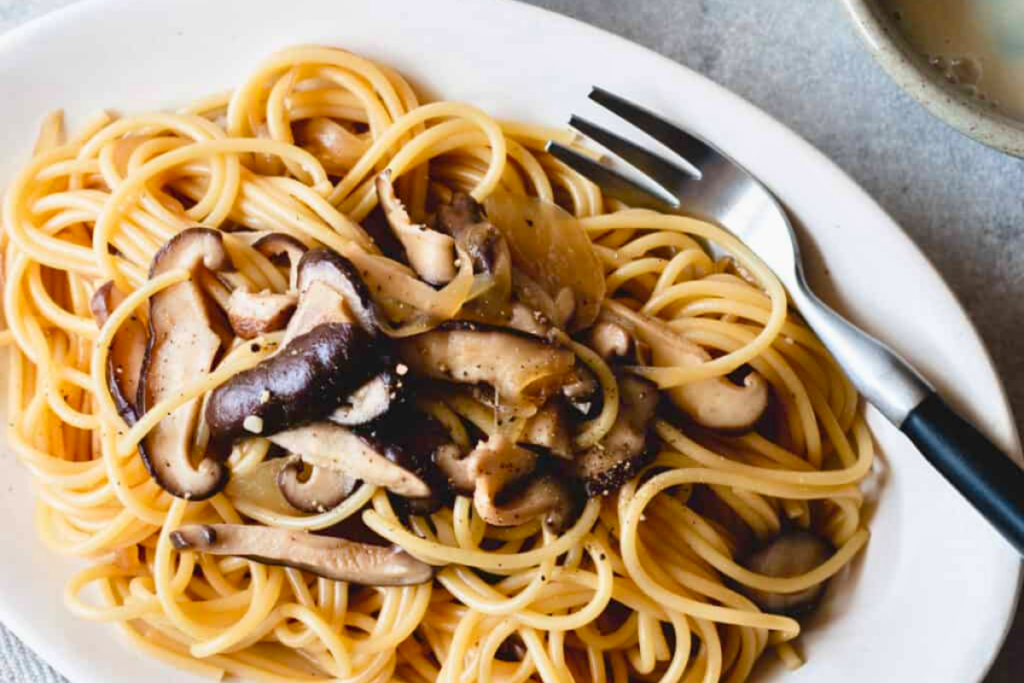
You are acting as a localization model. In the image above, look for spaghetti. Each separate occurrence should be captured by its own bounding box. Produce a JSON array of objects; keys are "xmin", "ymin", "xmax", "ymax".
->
[{"xmin": 1, "ymin": 45, "xmax": 872, "ymax": 683}]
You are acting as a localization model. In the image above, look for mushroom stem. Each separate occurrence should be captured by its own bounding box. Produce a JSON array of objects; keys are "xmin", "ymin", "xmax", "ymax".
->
[{"xmin": 169, "ymin": 523, "xmax": 434, "ymax": 586}]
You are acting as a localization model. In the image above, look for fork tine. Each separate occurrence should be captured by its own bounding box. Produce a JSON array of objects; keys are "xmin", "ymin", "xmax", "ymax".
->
[
  {"xmin": 546, "ymin": 142, "xmax": 680, "ymax": 209},
  {"xmin": 568, "ymin": 115, "xmax": 697, "ymax": 196},
  {"xmin": 589, "ymin": 86, "xmax": 716, "ymax": 171}
]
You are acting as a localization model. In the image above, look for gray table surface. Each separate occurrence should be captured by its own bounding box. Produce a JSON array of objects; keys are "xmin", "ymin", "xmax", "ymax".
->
[{"xmin": 0, "ymin": 0, "xmax": 1021, "ymax": 680}]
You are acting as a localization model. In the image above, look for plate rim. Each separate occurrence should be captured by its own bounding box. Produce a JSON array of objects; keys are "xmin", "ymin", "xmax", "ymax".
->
[{"xmin": 0, "ymin": 0, "xmax": 1019, "ymax": 681}]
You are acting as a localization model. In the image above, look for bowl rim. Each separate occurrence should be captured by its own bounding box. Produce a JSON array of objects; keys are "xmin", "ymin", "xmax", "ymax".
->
[{"xmin": 841, "ymin": 0, "xmax": 1024, "ymax": 157}]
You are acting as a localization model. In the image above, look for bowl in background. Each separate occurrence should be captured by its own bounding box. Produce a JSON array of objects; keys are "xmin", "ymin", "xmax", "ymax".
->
[{"xmin": 842, "ymin": 0, "xmax": 1024, "ymax": 157}]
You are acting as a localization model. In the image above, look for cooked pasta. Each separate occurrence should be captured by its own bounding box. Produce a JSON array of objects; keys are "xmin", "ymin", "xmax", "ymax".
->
[{"xmin": 0, "ymin": 45, "xmax": 871, "ymax": 683}]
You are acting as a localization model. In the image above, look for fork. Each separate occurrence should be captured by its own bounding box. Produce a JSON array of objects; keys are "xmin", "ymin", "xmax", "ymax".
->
[{"xmin": 548, "ymin": 87, "xmax": 1024, "ymax": 555}]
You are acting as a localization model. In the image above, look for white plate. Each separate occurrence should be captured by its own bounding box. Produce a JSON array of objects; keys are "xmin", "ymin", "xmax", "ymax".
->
[{"xmin": 0, "ymin": 1, "xmax": 1019, "ymax": 681}]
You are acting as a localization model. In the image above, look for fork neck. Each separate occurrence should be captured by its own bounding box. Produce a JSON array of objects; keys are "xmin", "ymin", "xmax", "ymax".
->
[{"xmin": 788, "ymin": 270, "xmax": 932, "ymax": 427}]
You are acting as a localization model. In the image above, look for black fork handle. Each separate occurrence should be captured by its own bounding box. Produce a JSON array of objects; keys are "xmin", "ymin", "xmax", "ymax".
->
[{"xmin": 902, "ymin": 392, "xmax": 1024, "ymax": 554}]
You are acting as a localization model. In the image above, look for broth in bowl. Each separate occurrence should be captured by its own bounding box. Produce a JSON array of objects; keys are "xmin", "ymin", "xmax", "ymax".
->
[{"xmin": 881, "ymin": 0, "xmax": 1024, "ymax": 121}]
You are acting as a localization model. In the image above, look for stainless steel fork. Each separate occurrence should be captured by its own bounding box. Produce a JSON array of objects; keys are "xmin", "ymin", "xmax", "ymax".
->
[{"xmin": 549, "ymin": 87, "xmax": 1024, "ymax": 555}]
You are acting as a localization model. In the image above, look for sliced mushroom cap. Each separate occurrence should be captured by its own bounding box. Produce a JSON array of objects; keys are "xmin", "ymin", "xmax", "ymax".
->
[
  {"xmin": 268, "ymin": 422, "xmax": 434, "ymax": 499},
  {"xmin": 434, "ymin": 441, "xmax": 474, "ymax": 494},
  {"xmin": 436, "ymin": 433, "xmax": 578, "ymax": 530},
  {"xmin": 521, "ymin": 398, "xmax": 572, "ymax": 459},
  {"xmin": 277, "ymin": 456, "xmax": 358, "ymax": 513},
  {"xmin": 474, "ymin": 475, "xmax": 580, "ymax": 533},
  {"xmin": 297, "ymin": 249, "xmax": 381, "ymax": 336},
  {"xmin": 376, "ymin": 169, "xmax": 457, "ymax": 286},
  {"xmin": 436, "ymin": 193, "xmax": 514, "ymax": 319},
  {"xmin": 226, "ymin": 288, "xmax": 297, "ymax": 340},
  {"xmin": 397, "ymin": 322, "xmax": 575, "ymax": 404},
  {"xmin": 206, "ymin": 322, "xmax": 378, "ymax": 443},
  {"xmin": 252, "ymin": 232, "xmax": 308, "ymax": 285},
  {"xmin": 437, "ymin": 193, "xmax": 508, "ymax": 275},
  {"xmin": 169, "ymin": 523, "xmax": 433, "ymax": 586},
  {"xmin": 137, "ymin": 228, "xmax": 233, "ymax": 500},
  {"xmin": 588, "ymin": 320, "xmax": 632, "ymax": 360},
  {"xmin": 740, "ymin": 531, "xmax": 834, "ymax": 617},
  {"xmin": 280, "ymin": 279, "xmax": 354, "ymax": 347},
  {"xmin": 90, "ymin": 281, "xmax": 147, "ymax": 424},
  {"xmin": 604, "ymin": 300, "xmax": 769, "ymax": 432},
  {"xmin": 295, "ymin": 117, "xmax": 370, "ymax": 175},
  {"xmin": 328, "ymin": 369, "xmax": 405, "ymax": 427},
  {"xmin": 433, "ymin": 433, "xmax": 535, "ymax": 500},
  {"xmin": 469, "ymin": 435, "xmax": 539, "ymax": 501},
  {"xmin": 576, "ymin": 374, "xmax": 659, "ymax": 496}
]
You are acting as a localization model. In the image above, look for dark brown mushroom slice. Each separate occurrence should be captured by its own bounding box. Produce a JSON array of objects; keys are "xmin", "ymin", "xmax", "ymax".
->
[
  {"xmin": 396, "ymin": 322, "xmax": 575, "ymax": 404},
  {"xmin": 207, "ymin": 251, "xmax": 386, "ymax": 445},
  {"xmin": 739, "ymin": 531, "xmax": 834, "ymax": 617},
  {"xmin": 277, "ymin": 456, "xmax": 358, "ymax": 513},
  {"xmin": 267, "ymin": 422, "xmax": 435, "ymax": 500},
  {"xmin": 225, "ymin": 288, "xmax": 297, "ymax": 340},
  {"xmin": 137, "ymin": 228, "xmax": 233, "ymax": 500},
  {"xmin": 169, "ymin": 523, "xmax": 433, "ymax": 586},
  {"xmin": 328, "ymin": 369, "xmax": 404, "ymax": 427},
  {"xmin": 575, "ymin": 374, "xmax": 659, "ymax": 496},
  {"xmin": 90, "ymin": 281, "xmax": 147, "ymax": 424},
  {"xmin": 206, "ymin": 322, "xmax": 378, "ymax": 444},
  {"xmin": 521, "ymin": 398, "xmax": 573, "ymax": 460},
  {"xmin": 376, "ymin": 169, "xmax": 457, "ymax": 286},
  {"xmin": 297, "ymin": 249, "xmax": 381, "ymax": 336}
]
